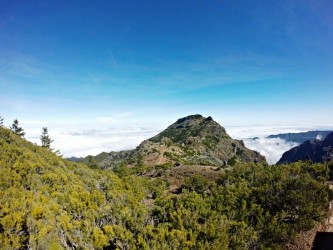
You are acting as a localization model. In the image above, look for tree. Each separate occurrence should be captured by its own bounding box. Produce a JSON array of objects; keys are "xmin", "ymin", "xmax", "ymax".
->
[
  {"xmin": 0, "ymin": 115, "xmax": 3, "ymax": 126},
  {"xmin": 40, "ymin": 127, "xmax": 62, "ymax": 156},
  {"xmin": 10, "ymin": 119, "xmax": 25, "ymax": 137},
  {"xmin": 41, "ymin": 127, "xmax": 54, "ymax": 149}
]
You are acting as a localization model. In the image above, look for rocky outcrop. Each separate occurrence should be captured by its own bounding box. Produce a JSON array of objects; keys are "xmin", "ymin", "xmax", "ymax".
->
[
  {"xmin": 278, "ymin": 132, "xmax": 333, "ymax": 164},
  {"xmin": 103, "ymin": 114, "xmax": 266, "ymax": 168}
]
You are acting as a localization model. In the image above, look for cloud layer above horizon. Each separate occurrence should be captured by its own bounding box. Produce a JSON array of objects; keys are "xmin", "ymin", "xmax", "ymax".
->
[
  {"xmin": 243, "ymin": 137, "xmax": 299, "ymax": 165},
  {"xmin": 1, "ymin": 1, "xmax": 333, "ymax": 163},
  {"xmin": 21, "ymin": 122, "xmax": 330, "ymax": 165},
  {"xmin": 225, "ymin": 126, "xmax": 326, "ymax": 164}
]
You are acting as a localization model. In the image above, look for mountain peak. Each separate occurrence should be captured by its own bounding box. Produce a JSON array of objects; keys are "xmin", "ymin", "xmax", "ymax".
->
[
  {"xmin": 103, "ymin": 115, "xmax": 266, "ymax": 168},
  {"xmin": 149, "ymin": 114, "xmax": 227, "ymax": 144},
  {"xmin": 175, "ymin": 114, "xmax": 204, "ymax": 124}
]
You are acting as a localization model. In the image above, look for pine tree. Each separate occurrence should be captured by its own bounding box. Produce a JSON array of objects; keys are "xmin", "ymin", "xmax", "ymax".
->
[
  {"xmin": 40, "ymin": 127, "xmax": 61, "ymax": 156},
  {"xmin": 0, "ymin": 115, "xmax": 3, "ymax": 126},
  {"xmin": 41, "ymin": 127, "xmax": 54, "ymax": 149},
  {"xmin": 10, "ymin": 119, "xmax": 25, "ymax": 137}
]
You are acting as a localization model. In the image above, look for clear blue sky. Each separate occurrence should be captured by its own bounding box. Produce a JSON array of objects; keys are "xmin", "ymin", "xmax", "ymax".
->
[{"xmin": 1, "ymin": 1, "xmax": 333, "ymax": 156}]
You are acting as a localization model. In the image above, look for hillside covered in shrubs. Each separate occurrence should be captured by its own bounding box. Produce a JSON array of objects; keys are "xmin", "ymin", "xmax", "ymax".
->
[{"xmin": 0, "ymin": 126, "xmax": 332, "ymax": 249}]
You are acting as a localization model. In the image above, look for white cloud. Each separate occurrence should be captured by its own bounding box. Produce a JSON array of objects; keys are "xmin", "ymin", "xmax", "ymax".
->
[
  {"xmin": 243, "ymin": 137, "xmax": 299, "ymax": 165},
  {"xmin": 225, "ymin": 126, "xmax": 315, "ymax": 164},
  {"xmin": 225, "ymin": 125, "xmax": 314, "ymax": 139},
  {"xmin": 23, "ymin": 122, "xmax": 332, "ymax": 163},
  {"xmin": 26, "ymin": 126, "xmax": 160, "ymax": 158}
]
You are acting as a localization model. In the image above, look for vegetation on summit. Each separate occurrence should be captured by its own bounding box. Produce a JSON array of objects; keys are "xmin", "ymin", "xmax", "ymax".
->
[
  {"xmin": 95, "ymin": 115, "xmax": 266, "ymax": 169},
  {"xmin": 1, "ymin": 125, "xmax": 332, "ymax": 249}
]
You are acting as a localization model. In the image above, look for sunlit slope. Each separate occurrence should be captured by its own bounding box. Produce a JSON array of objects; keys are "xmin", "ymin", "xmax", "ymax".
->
[
  {"xmin": 102, "ymin": 115, "xmax": 266, "ymax": 169},
  {"xmin": 0, "ymin": 127, "xmax": 149, "ymax": 249},
  {"xmin": 1, "ymin": 126, "xmax": 332, "ymax": 250}
]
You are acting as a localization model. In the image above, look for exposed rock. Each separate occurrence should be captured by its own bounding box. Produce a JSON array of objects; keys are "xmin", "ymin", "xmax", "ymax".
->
[
  {"xmin": 103, "ymin": 114, "xmax": 266, "ymax": 168},
  {"xmin": 278, "ymin": 132, "xmax": 333, "ymax": 164}
]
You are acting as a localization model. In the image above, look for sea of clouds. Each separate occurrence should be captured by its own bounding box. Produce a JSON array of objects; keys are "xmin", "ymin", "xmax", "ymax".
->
[
  {"xmin": 242, "ymin": 137, "xmax": 299, "ymax": 164},
  {"xmin": 225, "ymin": 126, "xmax": 315, "ymax": 164},
  {"xmin": 26, "ymin": 125, "xmax": 161, "ymax": 158},
  {"xmin": 25, "ymin": 123, "xmax": 329, "ymax": 165}
]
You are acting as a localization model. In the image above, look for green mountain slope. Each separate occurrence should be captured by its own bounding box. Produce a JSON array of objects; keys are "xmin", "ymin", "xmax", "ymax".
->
[
  {"xmin": 1, "ymin": 126, "xmax": 331, "ymax": 249},
  {"xmin": 0, "ymin": 127, "xmax": 150, "ymax": 249},
  {"xmin": 101, "ymin": 115, "xmax": 266, "ymax": 169},
  {"xmin": 67, "ymin": 152, "xmax": 110, "ymax": 168}
]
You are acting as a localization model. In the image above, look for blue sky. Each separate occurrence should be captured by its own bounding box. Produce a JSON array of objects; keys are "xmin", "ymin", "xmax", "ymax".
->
[{"xmin": 1, "ymin": 0, "xmax": 333, "ymax": 157}]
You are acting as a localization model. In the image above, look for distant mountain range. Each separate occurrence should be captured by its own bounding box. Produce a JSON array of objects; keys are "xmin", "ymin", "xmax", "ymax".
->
[
  {"xmin": 72, "ymin": 115, "xmax": 266, "ymax": 168},
  {"xmin": 267, "ymin": 130, "xmax": 332, "ymax": 144},
  {"xmin": 277, "ymin": 132, "xmax": 333, "ymax": 164},
  {"xmin": 67, "ymin": 152, "xmax": 109, "ymax": 164}
]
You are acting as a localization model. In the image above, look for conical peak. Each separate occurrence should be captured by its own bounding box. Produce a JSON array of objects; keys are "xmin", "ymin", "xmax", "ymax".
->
[{"xmin": 149, "ymin": 114, "xmax": 229, "ymax": 145}]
